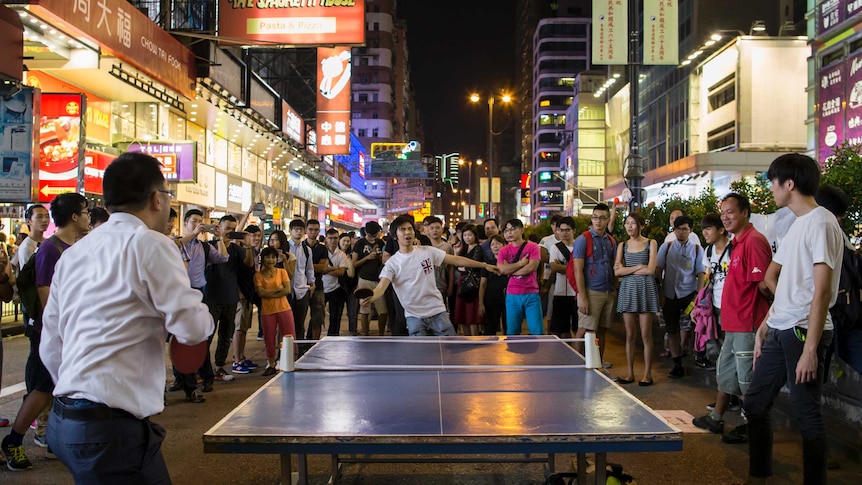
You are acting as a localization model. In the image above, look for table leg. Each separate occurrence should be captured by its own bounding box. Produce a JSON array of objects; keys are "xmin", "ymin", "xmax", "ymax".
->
[
  {"xmin": 577, "ymin": 453, "xmax": 587, "ymax": 485},
  {"xmin": 595, "ymin": 453, "xmax": 606, "ymax": 485},
  {"xmin": 280, "ymin": 454, "xmax": 292, "ymax": 485},
  {"xmin": 547, "ymin": 453, "xmax": 556, "ymax": 476},
  {"xmin": 329, "ymin": 454, "xmax": 341, "ymax": 484},
  {"xmin": 298, "ymin": 454, "xmax": 308, "ymax": 485}
]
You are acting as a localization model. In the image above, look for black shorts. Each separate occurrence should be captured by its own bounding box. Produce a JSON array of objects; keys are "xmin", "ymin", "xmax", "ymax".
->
[
  {"xmin": 26, "ymin": 332, "xmax": 54, "ymax": 394},
  {"xmin": 549, "ymin": 295, "xmax": 578, "ymax": 335}
]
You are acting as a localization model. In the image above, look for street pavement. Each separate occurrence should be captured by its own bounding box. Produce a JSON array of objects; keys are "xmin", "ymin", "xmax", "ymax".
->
[{"xmin": 2, "ymin": 313, "xmax": 862, "ymax": 484}]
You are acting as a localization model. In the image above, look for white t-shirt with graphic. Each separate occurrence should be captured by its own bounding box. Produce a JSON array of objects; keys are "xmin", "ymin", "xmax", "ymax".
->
[
  {"xmin": 379, "ymin": 246, "xmax": 448, "ymax": 319},
  {"xmin": 767, "ymin": 206, "xmax": 843, "ymax": 331},
  {"xmin": 704, "ymin": 243, "xmax": 731, "ymax": 309},
  {"xmin": 549, "ymin": 242, "xmax": 576, "ymax": 296}
]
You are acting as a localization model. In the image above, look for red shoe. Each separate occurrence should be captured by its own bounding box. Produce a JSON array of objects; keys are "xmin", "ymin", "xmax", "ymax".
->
[{"xmin": 0, "ymin": 418, "xmax": 9, "ymax": 427}]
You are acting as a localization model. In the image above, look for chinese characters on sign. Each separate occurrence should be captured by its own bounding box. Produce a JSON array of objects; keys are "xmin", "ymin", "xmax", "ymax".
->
[
  {"xmin": 592, "ymin": 0, "xmax": 628, "ymax": 65},
  {"xmin": 818, "ymin": 63, "xmax": 845, "ymax": 164},
  {"xmin": 844, "ymin": 52, "xmax": 862, "ymax": 149},
  {"xmin": 643, "ymin": 0, "xmax": 678, "ymax": 65},
  {"xmin": 126, "ymin": 141, "xmax": 197, "ymax": 182},
  {"xmin": 818, "ymin": 0, "xmax": 843, "ymax": 36},
  {"xmin": 218, "ymin": 0, "xmax": 366, "ymax": 46},
  {"xmin": 281, "ymin": 101, "xmax": 305, "ymax": 145},
  {"xmin": 0, "ymin": 89, "xmax": 36, "ymax": 202},
  {"xmin": 316, "ymin": 46, "xmax": 351, "ymax": 155}
]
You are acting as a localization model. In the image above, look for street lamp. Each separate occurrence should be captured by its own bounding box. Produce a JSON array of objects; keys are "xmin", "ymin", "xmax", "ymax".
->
[{"xmin": 470, "ymin": 91, "xmax": 512, "ymax": 218}]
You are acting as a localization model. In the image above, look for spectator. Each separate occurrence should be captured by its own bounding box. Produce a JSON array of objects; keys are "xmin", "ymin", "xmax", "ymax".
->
[
  {"xmin": 353, "ymin": 221, "xmax": 388, "ymax": 335},
  {"xmin": 88, "ymin": 207, "xmax": 110, "ymax": 230},
  {"xmin": 255, "ymin": 247, "xmax": 297, "ymax": 376},
  {"xmin": 548, "ymin": 216, "xmax": 578, "ymax": 339},
  {"xmin": 338, "ymin": 233, "xmax": 359, "ymax": 335},
  {"xmin": 496, "ymin": 219, "xmax": 543, "ymax": 335},
  {"xmin": 663, "ymin": 209, "xmax": 702, "ymax": 356},
  {"xmin": 478, "ymin": 234, "xmax": 508, "ymax": 335},
  {"xmin": 233, "ymin": 225, "xmax": 263, "ymax": 374},
  {"xmin": 479, "ymin": 218, "xmax": 500, "ymax": 263},
  {"xmin": 614, "ymin": 212, "xmax": 659, "ymax": 385},
  {"xmin": 424, "ymin": 216, "xmax": 455, "ymax": 303},
  {"xmin": 305, "ymin": 219, "xmax": 328, "ymax": 340},
  {"xmin": 539, "ymin": 214, "xmax": 562, "ymax": 320},
  {"xmin": 695, "ymin": 213, "xmax": 731, "ymax": 370},
  {"xmin": 454, "ymin": 224, "xmax": 484, "ymax": 335},
  {"xmin": 321, "ymin": 228, "xmax": 349, "ymax": 336}
]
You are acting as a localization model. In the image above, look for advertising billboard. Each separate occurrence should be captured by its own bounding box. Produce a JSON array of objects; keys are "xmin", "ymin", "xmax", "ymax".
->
[
  {"xmin": 217, "ymin": 0, "xmax": 366, "ymax": 46},
  {"xmin": 39, "ymin": 93, "xmax": 85, "ymax": 202},
  {"xmin": 643, "ymin": 0, "xmax": 678, "ymax": 65},
  {"xmin": 83, "ymin": 150, "xmax": 117, "ymax": 195},
  {"xmin": 126, "ymin": 141, "xmax": 197, "ymax": 182},
  {"xmin": 819, "ymin": 62, "xmax": 845, "ymax": 163},
  {"xmin": 0, "ymin": 87, "xmax": 37, "ymax": 202},
  {"xmin": 316, "ymin": 46, "xmax": 352, "ymax": 155},
  {"xmin": 281, "ymin": 100, "xmax": 305, "ymax": 145}
]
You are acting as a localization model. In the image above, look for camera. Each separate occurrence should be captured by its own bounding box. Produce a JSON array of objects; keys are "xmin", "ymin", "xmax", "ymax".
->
[
  {"xmin": 228, "ymin": 231, "xmax": 247, "ymax": 240},
  {"xmin": 199, "ymin": 224, "xmax": 217, "ymax": 233}
]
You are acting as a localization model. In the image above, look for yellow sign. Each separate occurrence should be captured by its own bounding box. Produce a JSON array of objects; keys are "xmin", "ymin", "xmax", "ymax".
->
[
  {"xmin": 643, "ymin": 0, "xmax": 679, "ymax": 65},
  {"xmin": 273, "ymin": 207, "xmax": 282, "ymax": 220},
  {"xmin": 409, "ymin": 202, "xmax": 431, "ymax": 221},
  {"xmin": 592, "ymin": 0, "xmax": 628, "ymax": 65}
]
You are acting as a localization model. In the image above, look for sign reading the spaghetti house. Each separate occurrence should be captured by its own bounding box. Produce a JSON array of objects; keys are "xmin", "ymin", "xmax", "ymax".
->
[{"xmin": 219, "ymin": 0, "xmax": 366, "ymax": 46}]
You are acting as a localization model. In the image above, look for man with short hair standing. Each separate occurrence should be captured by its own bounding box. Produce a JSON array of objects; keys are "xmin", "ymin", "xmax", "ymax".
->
[
  {"xmin": 480, "ymin": 218, "xmax": 500, "ymax": 263},
  {"xmin": 305, "ymin": 219, "xmax": 328, "ymax": 340},
  {"xmin": 549, "ymin": 216, "xmax": 578, "ymax": 338},
  {"xmin": 745, "ymin": 154, "xmax": 843, "ymax": 485},
  {"xmin": 693, "ymin": 194, "xmax": 772, "ymax": 442},
  {"xmin": 39, "ymin": 152, "xmax": 213, "ymax": 482},
  {"xmin": 656, "ymin": 215, "xmax": 705, "ymax": 378},
  {"xmin": 496, "ymin": 219, "xmax": 543, "ymax": 335},
  {"xmin": 352, "ymin": 221, "xmax": 387, "ymax": 335},
  {"xmin": 573, "ymin": 204, "xmax": 618, "ymax": 355},
  {"xmin": 233, "ymin": 224, "xmax": 263, "ymax": 374},
  {"xmin": 321, "ymin": 228, "xmax": 349, "ymax": 336}
]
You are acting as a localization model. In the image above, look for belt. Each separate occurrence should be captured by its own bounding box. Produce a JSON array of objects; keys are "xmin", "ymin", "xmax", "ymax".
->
[{"xmin": 53, "ymin": 397, "xmax": 137, "ymax": 421}]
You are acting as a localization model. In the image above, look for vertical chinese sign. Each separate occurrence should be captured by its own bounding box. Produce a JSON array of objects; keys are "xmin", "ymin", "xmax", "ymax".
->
[
  {"xmin": 845, "ymin": 52, "xmax": 862, "ymax": 147},
  {"xmin": 643, "ymin": 0, "xmax": 678, "ymax": 65},
  {"xmin": 39, "ymin": 93, "xmax": 86, "ymax": 202},
  {"xmin": 818, "ymin": 62, "xmax": 845, "ymax": 164},
  {"xmin": 817, "ymin": 0, "xmax": 844, "ymax": 37},
  {"xmin": 592, "ymin": 0, "xmax": 628, "ymax": 65},
  {"xmin": 316, "ymin": 46, "xmax": 352, "ymax": 156}
]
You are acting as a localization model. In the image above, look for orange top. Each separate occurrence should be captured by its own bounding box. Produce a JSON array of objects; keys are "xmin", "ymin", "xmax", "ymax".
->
[{"xmin": 254, "ymin": 268, "xmax": 292, "ymax": 315}]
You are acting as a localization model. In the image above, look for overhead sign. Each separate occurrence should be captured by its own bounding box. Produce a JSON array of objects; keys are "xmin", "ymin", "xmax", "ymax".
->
[
  {"xmin": 330, "ymin": 200, "xmax": 362, "ymax": 227},
  {"xmin": 371, "ymin": 141, "xmax": 420, "ymax": 160},
  {"xmin": 217, "ymin": 0, "xmax": 366, "ymax": 46},
  {"xmin": 818, "ymin": 0, "xmax": 843, "ymax": 36},
  {"xmin": 819, "ymin": 62, "xmax": 844, "ymax": 164},
  {"xmin": 316, "ymin": 46, "xmax": 351, "ymax": 155},
  {"xmin": 83, "ymin": 150, "xmax": 117, "ymax": 195},
  {"xmin": 306, "ymin": 127, "xmax": 317, "ymax": 155},
  {"xmin": 643, "ymin": 0, "xmax": 678, "ymax": 65},
  {"xmin": 368, "ymin": 160, "xmax": 430, "ymax": 179},
  {"xmin": 27, "ymin": 0, "xmax": 196, "ymax": 98},
  {"xmin": 281, "ymin": 100, "xmax": 305, "ymax": 145},
  {"xmin": 592, "ymin": 0, "xmax": 628, "ymax": 65},
  {"xmin": 126, "ymin": 141, "xmax": 197, "ymax": 182},
  {"xmin": 39, "ymin": 93, "xmax": 85, "ymax": 202},
  {"xmin": 0, "ymin": 88, "xmax": 36, "ymax": 202}
]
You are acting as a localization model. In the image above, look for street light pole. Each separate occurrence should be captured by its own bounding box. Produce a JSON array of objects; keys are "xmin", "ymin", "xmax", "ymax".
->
[{"xmin": 487, "ymin": 97, "xmax": 494, "ymax": 219}]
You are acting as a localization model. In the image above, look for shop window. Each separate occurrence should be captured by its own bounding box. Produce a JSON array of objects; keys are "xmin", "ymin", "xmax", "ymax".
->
[
  {"xmin": 358, "ymin": 129, "xmax": 367, "ymax": 137},
  {"xmin": 372, "ymin": 128, "xmax": 379, "ymax": 137}
]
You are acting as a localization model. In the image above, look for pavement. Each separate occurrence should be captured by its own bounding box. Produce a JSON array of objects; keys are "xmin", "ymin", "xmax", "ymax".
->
[{"xmin": 2, "ymin": 310, "xmax": 862, "ymax": 484}]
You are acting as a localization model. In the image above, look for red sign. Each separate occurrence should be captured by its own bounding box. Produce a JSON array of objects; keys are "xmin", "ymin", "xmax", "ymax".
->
[
  {"xmin": 521, "ymin": 174, "xmax": 531, "ymax": 190},
  {"xmin": 39, "ymin": 93, "xmax": 85, "ymax": 202},
  {"xmin": 83, "ymin": 150, "xmax": 117, "ymax": 195},
  {"xmin": 330, "ymin": 201, "xmax": 362, "ymax": 227},
  {"xmin": 26, "ymin": 71, "xmax": 112, "ymax": 144},
  {"xmin": 316, "ymin": 46, "xmax": 351, "ymax": 155},
  {"xmin": 218, "ymin": 0, "xmax": 366, "ymax": 46},
  {"xmin": 28, "ymin": 0, "xmax": 196, "ymax": 98},
  {"xmin": 358, "ymin": 151, "xmax": 366, "ymax": 179}
]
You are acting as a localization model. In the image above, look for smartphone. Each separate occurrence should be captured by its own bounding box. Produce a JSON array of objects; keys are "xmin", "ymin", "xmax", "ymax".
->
[
  {"xmin": 199, "ymin": 224, "xmax": 217, "ymax": 233},
  {"xmin": 228, "ymin": 231, "xmax": 247, "ymax": 240},
  {"xmin": 251, "ymin": 202, "xmax": 266, "ymax": 216}
]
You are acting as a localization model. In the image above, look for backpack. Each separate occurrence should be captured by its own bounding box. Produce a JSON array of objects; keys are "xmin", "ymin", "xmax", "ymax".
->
[
  {"xmin": 565, "ymin": 231, "xmax": 616, "ymax": 294},
  {"xmin": 831, "ymin": 245, "xmax": 862, "ymax": 330},
  {"xmin": 16, "ymin": 236, "xmax": 64, "ymax": 322}
]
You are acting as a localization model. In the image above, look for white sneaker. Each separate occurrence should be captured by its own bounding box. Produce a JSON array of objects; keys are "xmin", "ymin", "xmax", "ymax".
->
[{"xmin": 214, "ymin": 368, "xmax": 235, "ymax": 382}]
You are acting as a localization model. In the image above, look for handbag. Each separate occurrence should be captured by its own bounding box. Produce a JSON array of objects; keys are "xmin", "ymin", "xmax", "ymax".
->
[{"xmin": 457, "ymin": 271, "xmax": 480, "ymax": 299}]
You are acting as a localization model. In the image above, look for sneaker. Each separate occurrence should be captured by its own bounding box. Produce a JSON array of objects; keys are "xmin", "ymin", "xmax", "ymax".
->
[
  {"xmin": 0, "ymin": 418, "xmax": 9, "ymax": 427},
  {"xmin": 1, "ymin": 438, "xmax": 33, "ymax": 471},
  {"xmin": 214, "ymin": 368, "xmax": 235, "ymax": 382},
  {"xmin": 29, "ymin": 420, "xmax": 36, "ymax": 430},
  {"xmin": 241, "ymin": 359, "xmax": 259, "ymax": 370},
  {"xmin": 692, "ymin": 414, "xmax": 725, "ymax": 434},
  {"xmin": 262, "ymin": 366, "xmax": 277, "ymax": 377},
  {"xmin": 231, "ymin": 363, "xmax": 251, "ymax": 374},
  {"xmin": 33, "ymin": 435, "xmax": 48, "ymax": 448},
  {"xmin": 722, "ymin": 423, "xmax": 748, "ymax": 444},
  {"xmin": 668, "ymin": 364, "xmax": 685, "ymax": 378},
  {"xmin": 186, "ymin": 389, "xmax": 206, "ymax": 403}
]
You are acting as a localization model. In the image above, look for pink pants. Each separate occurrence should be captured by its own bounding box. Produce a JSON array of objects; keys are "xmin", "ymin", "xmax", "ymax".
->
[{"xmin": 261, "ymin": 310, "xmax": 296, "ymax": 360}]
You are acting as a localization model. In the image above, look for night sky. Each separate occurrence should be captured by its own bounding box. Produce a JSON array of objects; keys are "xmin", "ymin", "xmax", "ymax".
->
[{"xmin": 399, "ymin": 1, "xmax": 518, "ymax": 159}]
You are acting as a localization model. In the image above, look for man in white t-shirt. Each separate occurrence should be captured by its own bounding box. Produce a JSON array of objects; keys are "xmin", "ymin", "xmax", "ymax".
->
[
  {"xmin": 321, "ymin": 228, "xmax": 349, "ymax": 336},
  {"xmin": 548, "ymin": 216, "xmax": 577, "ymax": 337},
  {"xmin": 744, "ymin": 154, "xmax": 843, "ymax": 485},
  {"xmin": 361, "ymin": 215, "xmax": 500, "ymax": 336}
]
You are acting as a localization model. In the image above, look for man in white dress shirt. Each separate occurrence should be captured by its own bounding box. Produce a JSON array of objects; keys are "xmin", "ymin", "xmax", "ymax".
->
[{"xmin": 40, "ymin": 152, "xmax": 214, "ymax": 482}]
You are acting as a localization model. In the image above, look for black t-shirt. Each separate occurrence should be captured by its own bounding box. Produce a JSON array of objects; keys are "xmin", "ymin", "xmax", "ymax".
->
[
  {"xmin": 204, "ymin": 242, "xmax": 246, "ymax": 305},
  {"xmin": 353, "ymin": 238, "xmax": 386, "ymax": 281},
  {"xmin": 307, "ymin": 241, "xmax": 328, "ymax": 288}
]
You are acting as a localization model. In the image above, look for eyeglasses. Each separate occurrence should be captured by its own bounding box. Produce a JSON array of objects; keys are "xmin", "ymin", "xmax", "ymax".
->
[
  {"xmin": 558, "ymin": 227, "xmax": 573, "ymax": 232},
  {"xmin": 503, "ymin": 227, "xmax": 518, "ymax": 233},
  {"xmin": 591, "ymin": 216, "xmax": 609, "ymax": 221},
  {"xmin": 156, "ymin": 189, "xmax": 175, "ymax": 199}
]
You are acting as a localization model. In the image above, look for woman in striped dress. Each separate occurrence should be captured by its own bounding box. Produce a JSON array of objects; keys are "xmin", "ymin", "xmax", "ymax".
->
[{"xmin": 614, "ymin": 213, "xmax": 659, "ymax": 386}]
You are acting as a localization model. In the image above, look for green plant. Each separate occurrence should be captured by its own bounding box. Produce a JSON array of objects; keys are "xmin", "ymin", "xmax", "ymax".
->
[
  {"xmin": 822, "ymin": 142, "xmax": 862, "ymax": 237},
  {"xmin": 729, "ymin": 177, "xmax": 778, "ymax": 215}
]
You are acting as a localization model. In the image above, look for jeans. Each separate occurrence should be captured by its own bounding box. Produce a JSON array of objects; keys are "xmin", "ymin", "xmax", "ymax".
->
[
  {"xmin": 48, "ymin": 398, "xmax": 170, "ymax": 484},
  {"xmin": 406, "ymin": 312, "xmax": 456, "ymax": 336},
  {"xmin": 325, "ymin": 289, "xmax": 347, "ymax": 336},
  {"xmin": 505, "ymin": 293, "xmax": 544, "ymax": 335},
  {"xmin": 744, "ymin": 326, "xmax": 831, "ymax": 484}
]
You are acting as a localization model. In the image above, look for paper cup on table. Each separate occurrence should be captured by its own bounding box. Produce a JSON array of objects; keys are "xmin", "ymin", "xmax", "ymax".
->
[
  {"xmin": 584, "ymin": 331, "xmax": 602, "ymax": 369},
  {"xmin": 279, "ymin": 336, "xmax": 295, "ymax": 372}
]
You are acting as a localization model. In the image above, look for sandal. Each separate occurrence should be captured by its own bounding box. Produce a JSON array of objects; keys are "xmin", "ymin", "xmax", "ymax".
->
[{"xmin": 616, "ymin": 377, "xmax": 634, "ymax": 384}]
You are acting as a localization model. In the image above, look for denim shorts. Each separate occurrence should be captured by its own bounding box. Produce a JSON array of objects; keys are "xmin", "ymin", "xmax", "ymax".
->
[{"xmin": 406, "ymin": 312, "xmax": 456, "ymax": 336}]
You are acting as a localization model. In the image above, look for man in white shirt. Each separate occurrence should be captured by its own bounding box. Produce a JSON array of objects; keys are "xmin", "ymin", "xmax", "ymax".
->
[
  {"xmin": 548, "ymin": 216, "xmax": 578, "ymax": 337},
  {"xmin": 288, "ymin": 219, "xmax": 316, "ymax": 346},
  {"xmin": 39, "ymin": 152, "xmax": 214, "ymax": 482},
  {"xmin": 361, "ymin": 215, "xmax": 500, "ymax": 336},
  {"xmin": 321, "ymin": 228, "xmax": 349, "ymax": 336},
  {"xmin": 745, "ymin": 154, "xmax": 843, "ymax": 485}
]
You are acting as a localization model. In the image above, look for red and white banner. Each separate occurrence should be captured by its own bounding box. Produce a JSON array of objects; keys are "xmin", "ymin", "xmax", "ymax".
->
[{"xmin": 316, "ymin": 46, "xmax": 351, "ymax": 155}]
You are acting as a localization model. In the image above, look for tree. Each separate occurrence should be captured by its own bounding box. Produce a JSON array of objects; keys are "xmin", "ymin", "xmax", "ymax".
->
[
  {"xmin": 822, "ymin": 142, "xmax": 862, "ymax": 237},
  {"xmin": 729, "ymin": 177, "xmax": 778, "ymax": 215}
]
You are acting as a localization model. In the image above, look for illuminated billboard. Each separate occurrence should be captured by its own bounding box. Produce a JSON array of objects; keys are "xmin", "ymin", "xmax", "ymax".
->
[
  {"xmin": 218, "ymin": 0, "xmax": 366, "ymax": 46},
  {"xmin": 316, "ymin": 46, "xmax": 352, "ymax": 155}
]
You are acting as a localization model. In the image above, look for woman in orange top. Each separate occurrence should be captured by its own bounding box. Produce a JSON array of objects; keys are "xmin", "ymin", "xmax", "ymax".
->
[{"xmin": 254, "ymin": 247, "xmax": 297, "ymax": 376}]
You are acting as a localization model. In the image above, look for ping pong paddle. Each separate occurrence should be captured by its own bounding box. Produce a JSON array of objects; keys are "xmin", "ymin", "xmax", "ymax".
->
[
  {"xmin": 353, "ymin": 287, "xmax": 374, "ymax": 300},
  {"xmin": 170, "ymin": 338, "xmax": 208, "ymax": 374}
]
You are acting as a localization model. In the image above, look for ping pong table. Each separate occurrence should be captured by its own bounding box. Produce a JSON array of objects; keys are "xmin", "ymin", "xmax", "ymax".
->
[{"xmin": 203, "ymin": 336, "xmax": 682, "ymax": 484}]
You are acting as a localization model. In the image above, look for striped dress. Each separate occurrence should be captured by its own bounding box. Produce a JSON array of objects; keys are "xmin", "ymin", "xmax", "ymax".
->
[{"xmin": 616, "ymin": 241, "xmax": 660, "ymax": 313}]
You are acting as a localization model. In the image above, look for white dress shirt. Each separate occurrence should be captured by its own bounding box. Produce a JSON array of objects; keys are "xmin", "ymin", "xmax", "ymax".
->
[{"xmin": 40, "ymin": 213, "xmax": 214, "ymax": 419}]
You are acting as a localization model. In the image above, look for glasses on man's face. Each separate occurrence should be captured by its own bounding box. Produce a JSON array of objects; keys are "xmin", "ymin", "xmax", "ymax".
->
[
  {"xmin": 503, "ymin": 227, "xmax": 517, "ymax": 233},
  {"xmin": 558, "ymin": 227, "xmax": 573, "ymax": 232},
  {"xmin": 156, "ymin": 189, "xmax": 175, "ymax": 199},
  {"xmin": 591, "ymin": 216, "xmax": 609, "ymax": 221}
]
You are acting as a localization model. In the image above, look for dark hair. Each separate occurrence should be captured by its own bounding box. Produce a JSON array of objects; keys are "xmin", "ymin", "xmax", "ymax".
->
[
  {"xmin": 184, "ymin": 209, "xmax": 203, "ymax": 222},
  {"xmin": 673, "ymin": 215, "xmax": 694, "ymax": 229},
  {"xmin": 260, "ymin": 246, "xmax": 279, "ymax": 262},
  {"xmin": 721, "ymin": 193, "xmax": 752, "ymax": 218},
  {"xmin": 489, "ymin": 234, "xmax": 506, "ymax": 245},
  {"xmin": 25, "ymin": 204, "xmax": 46, "ymax": 221},
  {"xmin": 307, "ymin": 219, "xmax": 321, "ymax": 228},
  {"xmin": 51, "ymin": 192, "xmax": 88, "ymax": 227},
  {"xmin": 475, "ymin": 225, "xmax": 486, "ymax": 240},
  {"xmin": 593, "ymin": 203, "xmax": 610, "ymax": 213},
  {"xmin": 504, "ymin": 218, "xmax": 524, "ymax": 230},
  {"xmin": 549, "ymin": 214, "xmax": 562, "ymax": 226},
  {"xmin": 289, "ymin": 219, "xmax": 306, "ymax": 230},
  {"xmin": 528, "ymin": 234, "xmax": 540, "ymax": 243},
  {"xmin": 558, "ymin": 216, "xmax": 576, "ymax": 229},
  {"xmin": 90, "ymin": 207, "xmax": 110, "ymax": 226},
  {"xmin": 268, "ymin": 230, "xmax": 289, "ymax": 250},
  {"xmin": 245, "ymin": 225, "xmax": 261, "ymax": 233},
  {"xmin": 325, "ymin": 228, "xmax": 339, "ymax": 236},
  {"xmin": 103, "ymin": 152, "xmax": 165, "ymax": 211},
  {"xmin": 424, "ymin": 215, "xmax": 442, "ymax": 225},
  {"xmin": 461, "ymin": 224, "xmax": 479, "ymax": 242},
  {"xmin": 484, "ymin": 218, "xmax": 498, "ymax": 227},
  {"xmin": 390, "ymin": 215, "xmax": 414, "ymax": 237},
  {"xmin": 700, "ymin": 212, "xmax": 724, "ymax": 231},
  {"xmin": 816, "ymin": 184, "xmax": 850, "ymax": 217},
  {"xmin": 766, "ymin": 153, "xmax": 820, "ymax": 197},
  {"xmin": 626, "ymin": 212, "xmax": 646, "ymax": 231},
  {"xmin": 169, "ymin": 208, "xmax": 178, "ymax": 220},
  {"xmin": 455, "ymin": 221, "xmax": 468, "ymax": 232},
  {"xmin": 219, "ymin": 215, "xmax": 237, "ymax": 225}
]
